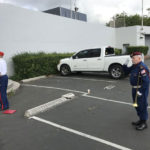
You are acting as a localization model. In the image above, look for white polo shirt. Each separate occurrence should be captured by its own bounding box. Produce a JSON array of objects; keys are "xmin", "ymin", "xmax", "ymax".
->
[{"xmin": 0, "ymin": 58, "xmax": 7, "ymax": 75}]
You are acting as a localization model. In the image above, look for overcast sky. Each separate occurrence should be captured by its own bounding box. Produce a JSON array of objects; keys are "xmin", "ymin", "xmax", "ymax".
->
[{"xmin": 0, "ymin": 0, "xmax": 150, "ymax": 24}]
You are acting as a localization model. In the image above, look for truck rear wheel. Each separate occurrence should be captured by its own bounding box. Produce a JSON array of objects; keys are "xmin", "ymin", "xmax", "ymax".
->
[
  {"xmin": 60, "ymin": 65, "xmax": 71, "ymax": 76},
  {"xmin": 109, "ymin": 65, "xmax": 123, "ymax": 79}
]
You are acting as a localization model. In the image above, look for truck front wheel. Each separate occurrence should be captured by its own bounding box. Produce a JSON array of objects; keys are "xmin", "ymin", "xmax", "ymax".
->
[
  {"xmin": 60, "ymin": 65, "xmax": 71, "ymax": 76},
  {"xmin": 109, "ymin": 65, "xmax": 123, "ymax": 79}
]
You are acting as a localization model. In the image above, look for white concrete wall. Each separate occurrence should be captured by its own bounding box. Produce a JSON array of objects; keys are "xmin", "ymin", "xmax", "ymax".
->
[
  {"xmin": 142, "ymin": 26, "xmax": 150, "ymax": 34},
  {"xmin": 0, "ymin": 4, "xmax": 115, "ymax": 76},
  {"xmin": 136, "ymin": 26, "xmax": 145, "ymax": 46},
  {"xmin": 115, "ymin": 26, "xmax": 150, "ymax": 53},
  {"xmin": 1, "ymin": 4, "xmax": 150, "ymax": 76},
  {"xmin": 140, "ymin": 26, "xmax": 150, "ymax": 55},
  {"xmin": 145, "ymin": 35, "xmax": 150, "ymax": 55},
  {"xmin": 115, "ymin": 26, "xmax": 138, "ymax": 53}
]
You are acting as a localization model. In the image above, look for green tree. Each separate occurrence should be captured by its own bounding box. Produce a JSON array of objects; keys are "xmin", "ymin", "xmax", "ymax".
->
[{"xmin": 106, "ymin": 13, "xmax": 150, "ymax": 27}]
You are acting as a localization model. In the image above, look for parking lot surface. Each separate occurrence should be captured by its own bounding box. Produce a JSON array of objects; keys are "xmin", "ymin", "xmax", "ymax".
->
[{"xmin": 0, "ymin": 73, "xmax": 150, "ymax": 150}]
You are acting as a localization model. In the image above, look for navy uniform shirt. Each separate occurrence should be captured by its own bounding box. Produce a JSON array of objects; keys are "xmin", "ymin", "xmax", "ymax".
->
[{"xmin": 123, "ymin": 61, "xmax": 150, "ymax": 88}]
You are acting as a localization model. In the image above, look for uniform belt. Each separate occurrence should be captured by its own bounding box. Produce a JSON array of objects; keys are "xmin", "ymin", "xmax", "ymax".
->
[{"xmin": 132, "ymin": 86, "xmax": 141, "ymax": 88}]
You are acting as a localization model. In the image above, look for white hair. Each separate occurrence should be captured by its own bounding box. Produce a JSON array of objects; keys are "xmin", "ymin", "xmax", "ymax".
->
[
  {"xmin": 137, "ymin": 54, "xmax": 144, "ymax": 61},
  {"xmin": 137, "ymin": 55, "xmax": 142, "ymax": 58}
]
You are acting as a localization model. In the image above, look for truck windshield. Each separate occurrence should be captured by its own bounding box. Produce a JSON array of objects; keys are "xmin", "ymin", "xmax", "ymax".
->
[{"xmin": 105, "ymin": 47, "xmax": 114, "ymax": 55}]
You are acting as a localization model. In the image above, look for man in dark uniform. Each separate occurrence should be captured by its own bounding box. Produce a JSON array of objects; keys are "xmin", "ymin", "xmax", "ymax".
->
[
  {"xmin": 0, "ymin": 51, "xmax": 9, "ymax": 111},
  {"xmin": 123, "ymin": 52, "xmax": 150, "ymax": 131}
]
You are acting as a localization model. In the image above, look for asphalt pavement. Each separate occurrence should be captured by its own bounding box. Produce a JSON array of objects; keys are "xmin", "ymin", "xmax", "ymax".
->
[{"xmin": 1, "ymin": 70, "xmax": 150, "ymax": 150}]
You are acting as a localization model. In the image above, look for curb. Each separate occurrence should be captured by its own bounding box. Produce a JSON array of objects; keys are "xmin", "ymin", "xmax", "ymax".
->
[
  {"xmin": 24, "ymin": 93, "xmax": 75, "ymax": 118},
  {"xmin": 7, "ymin": 80, "xmax": 20, "ymax": 94},
  {"xmin": 7, "ymin": 75, "xmax": 47, "ymax": 94},
  {"xmin": 7, "ymin": 75, "xmax": 49, "ymax": 94},
  {"xmin": 21, "ymin": 75, "xmax": 47, "ymax": 83}
]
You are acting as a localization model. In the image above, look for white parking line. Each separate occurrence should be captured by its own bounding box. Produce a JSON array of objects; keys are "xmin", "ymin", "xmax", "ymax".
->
[
  {"xmin": 82, "ymin": 93, "xmax": 133, "ymax": 106},
  {"xmin": 23, "ymin": 84, "xmax": 85, "ymax": 94},
  {"xmin": 53, "ymin": 76, "xmax": 116, "ymax": 83},
  {"xmin": 23, "ymin": 84, "xmax": 150, "ymax": 109},
  {"xmin": 30, "ymin": 116, "xmax": 132, "ymax": 150}
]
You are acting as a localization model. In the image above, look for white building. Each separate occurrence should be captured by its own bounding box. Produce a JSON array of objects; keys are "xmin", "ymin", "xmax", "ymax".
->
[{"xmin": 0, "ymin": 4, "xmax": 150, "ymax": 76}]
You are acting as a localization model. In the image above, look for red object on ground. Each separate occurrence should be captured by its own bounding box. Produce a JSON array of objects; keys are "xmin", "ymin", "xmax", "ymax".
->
[{"xmin": 3, "ymin": 109, "xmax": 16, "ymax": 114}]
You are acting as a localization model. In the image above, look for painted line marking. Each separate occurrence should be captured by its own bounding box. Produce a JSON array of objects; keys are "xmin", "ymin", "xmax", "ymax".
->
[
  {"xmin": 104, "ymin": 85, "xmax": 116, "ymax": 90},
  {"xmin": 30, "ymin": 116, "xmax": 132, "ymax": 150},
  {"xmin": 23, "ymin": 84, "xmax": 150, "ymax": 109},
  {"xmin": 53, "ymin": 76, "xmax": 116, "ymax": 83},
  {"xmin": 82, "ymin": 93, "xmax": 133, "ymax": 106},
  {"xmin": 23, "ymin": 84, "xmax": 85, "ymax": 94}
]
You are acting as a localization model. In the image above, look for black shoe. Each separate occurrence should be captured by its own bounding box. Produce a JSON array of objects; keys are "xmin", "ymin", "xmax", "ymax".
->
[
  {"xmin": 136, "ymin": 123, "xmax": 148, "ymax": 131},
  {"xmin": 132, "ymin": 120, "xmax": 141, "ymax": 126}
]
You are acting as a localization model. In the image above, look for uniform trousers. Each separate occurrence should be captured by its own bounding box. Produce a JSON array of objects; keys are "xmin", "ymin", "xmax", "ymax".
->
[
  {"xmin": 0, "ymin": 75, "xmax": 9, "ymax": 110},
  {"xmin": 132, "ymin": 87, "xmax": 149, "ymax": 121}
]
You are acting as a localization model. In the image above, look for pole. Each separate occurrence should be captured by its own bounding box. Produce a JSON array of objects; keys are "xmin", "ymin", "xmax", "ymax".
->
[
  {"xmin": 74, "ymin": 0, "xmax": 77, "ymax": 20},
  {"xmin": 113, "ymin": 16, "xmax": 115, "ymax": 28},
  {"xmin": 141, "ymin": 0, "xmax": 144, "ymax": 30},
  {"xmin": 123, "ymin": 11, "xmax": 126, "ymax": 27},
  {"xmin": 70, "ymin": 0, "xmax": 72, "ymax": 19}
]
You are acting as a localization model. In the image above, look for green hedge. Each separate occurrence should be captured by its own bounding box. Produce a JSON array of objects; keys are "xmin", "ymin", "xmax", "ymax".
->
[
  {"xmin": 12, "ymin": 52, "xmax": 73, "ymax": 80},
  {"xmin": 115, "ymin": 48, "xmax": 122, "ymax": 55},
  {"xmin": 126, "ymin": 46, "xmax": 148, "ymax": 55}
]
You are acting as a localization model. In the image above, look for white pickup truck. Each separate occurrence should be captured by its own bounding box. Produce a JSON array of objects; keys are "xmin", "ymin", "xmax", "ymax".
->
[{"xmin": 57, "ymin": 46, "xmax": 132, "ymax": 79}]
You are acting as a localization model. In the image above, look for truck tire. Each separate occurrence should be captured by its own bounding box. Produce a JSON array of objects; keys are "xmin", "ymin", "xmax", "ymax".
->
[
  {"xmin": 60, "ymin": 65, "xmax": 71, "ymax": 76},
  {"xmin": 109, "ymin": 65, "xmax": 123, "ymax": 79}
]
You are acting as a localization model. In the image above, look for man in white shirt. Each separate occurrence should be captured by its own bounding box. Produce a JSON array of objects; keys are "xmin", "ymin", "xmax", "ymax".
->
[{"xmin": 0, "ymin": 51, "xmax": 9, "ymax": 110}]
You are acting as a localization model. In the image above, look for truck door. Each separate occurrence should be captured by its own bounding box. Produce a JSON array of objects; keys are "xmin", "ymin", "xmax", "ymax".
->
[
  {"xmin": 71, "ymin": 49, "xmax": 89, "ymax": 70},
  {"xmin": 87, "ymin": 48, "xmax": 103, "ymax": 70}
]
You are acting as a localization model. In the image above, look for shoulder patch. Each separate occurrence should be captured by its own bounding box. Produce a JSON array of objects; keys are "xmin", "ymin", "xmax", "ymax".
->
[
  {"xmin": 140, "ymin": 65, "xmax": 144, "ymax": 69},
  {"xmin": 141, "ymin": 69, "xmax": 146, "ymax": 74}
]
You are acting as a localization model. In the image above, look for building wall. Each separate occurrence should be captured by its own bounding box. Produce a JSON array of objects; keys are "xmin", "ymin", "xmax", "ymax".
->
[
  {"xmin": 0, "ymin": 4, "xmax": 115, "ymax": 76},
  {"xmin": 145, "ymin": 35, "xmax": 150, "ymax": 55},
  {"xmin": 136, "ymin": 26, "xmax": 146, "ymax": 46},
  {"xmin": 0, "ymin": 4, "xmax": 150, "ymax": 76},
  {"xmin": 115, "ymin": 26, "xmax": 139, "ymax": 53},
  {"xmin": 115, "ymin": 26, "xmax": 150, "ymax": 53},
  {"xmin": 141, "ymin": 26, "xmax": 150, "ymax": 55}
]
